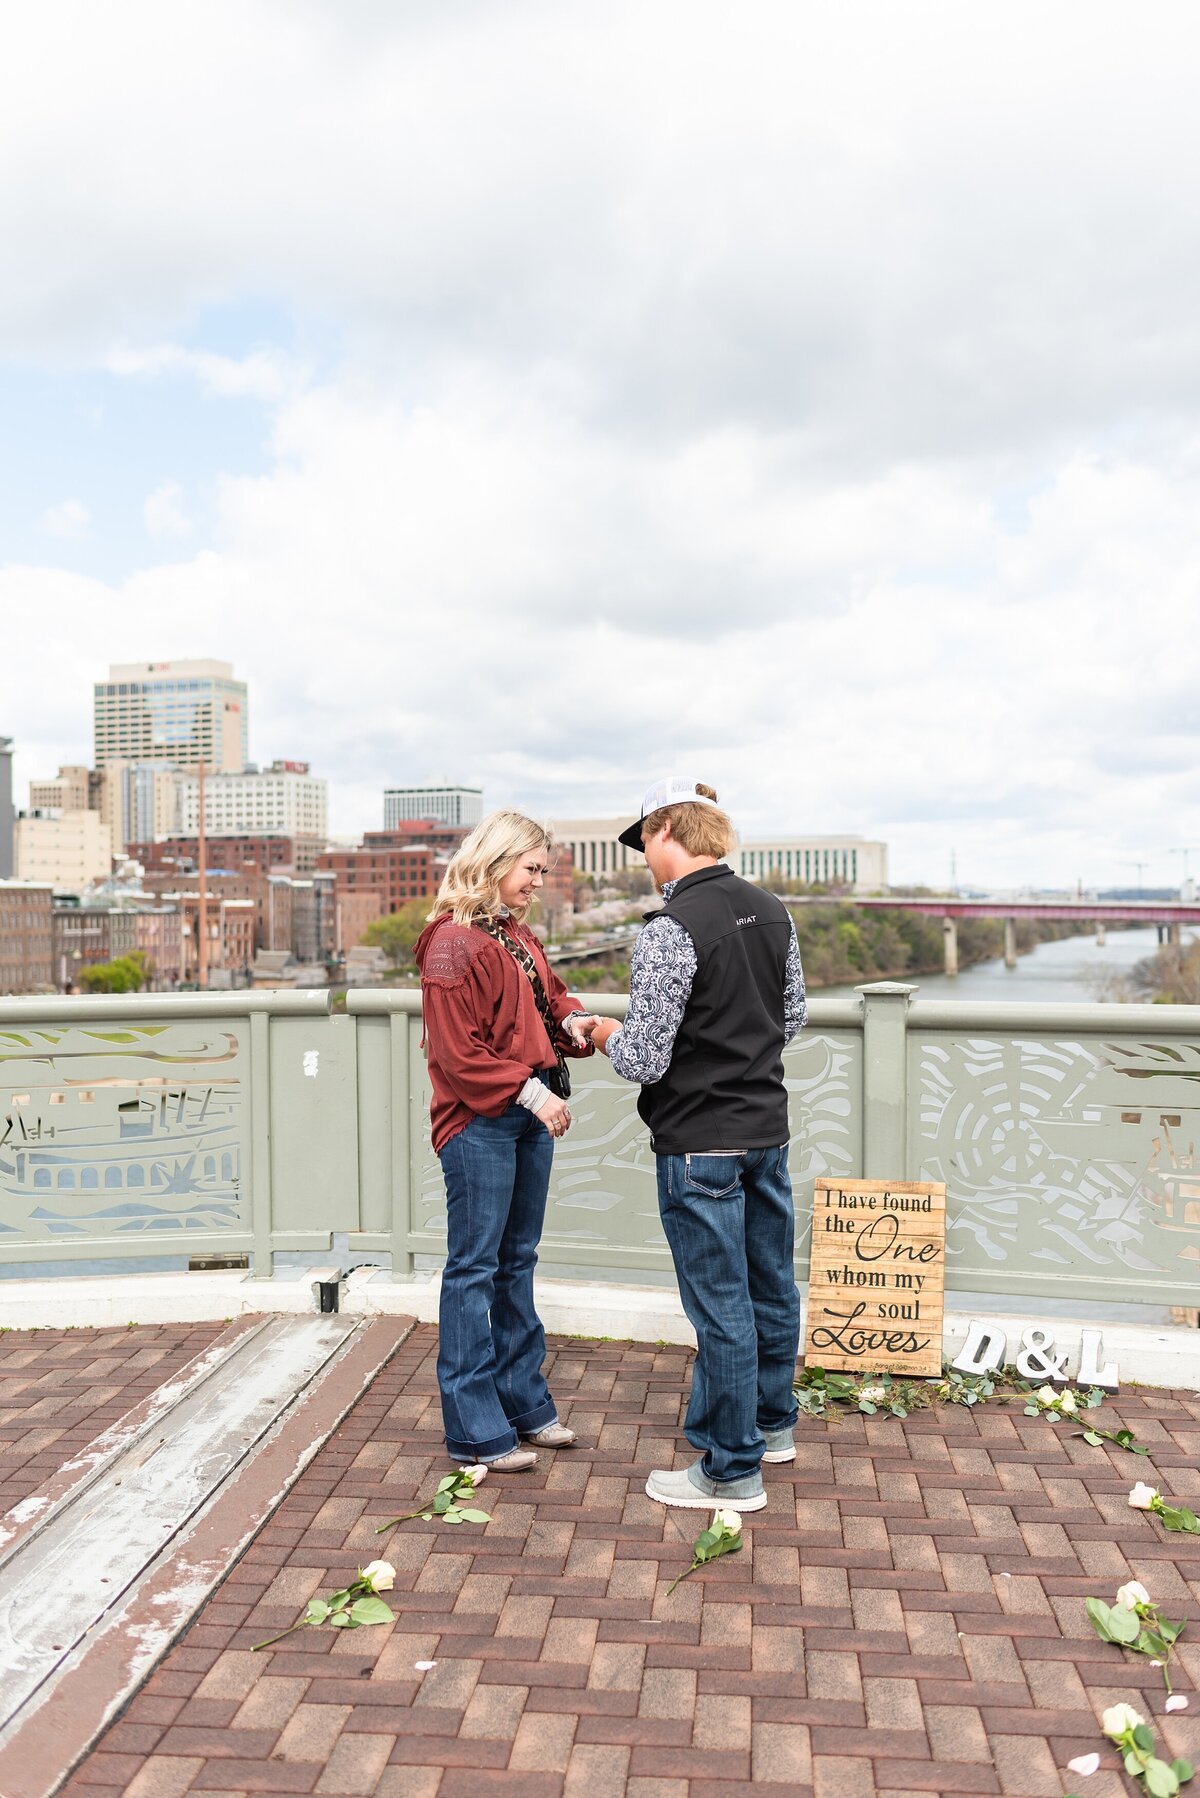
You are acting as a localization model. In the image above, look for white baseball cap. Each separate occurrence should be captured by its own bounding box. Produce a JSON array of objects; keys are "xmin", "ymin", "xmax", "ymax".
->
[{"xmin": 617, "ymin": 777, "xmax": 721, "ymax": 851}]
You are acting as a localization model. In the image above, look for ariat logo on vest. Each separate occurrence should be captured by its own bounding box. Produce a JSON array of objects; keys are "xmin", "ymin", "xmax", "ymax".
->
[{"xmin": 735, "ymin": 914, "xmax": 757, "ymax": 926}]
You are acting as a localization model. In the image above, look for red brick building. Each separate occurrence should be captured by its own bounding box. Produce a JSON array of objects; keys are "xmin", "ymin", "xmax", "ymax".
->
[
  {"xmin": 0, "ymin": 881, "xmax": 53, "ymax": 992},
  {"xmin": 363, "ymin": 820, "xmax": 468, "ymax": 857},
  {"xmin": 130, "ymin": 836, "xmax": 299, "ymax": 874},
  {"xmin": 317, "ymin": 844, "xmax": 438, "ymax": 918}
]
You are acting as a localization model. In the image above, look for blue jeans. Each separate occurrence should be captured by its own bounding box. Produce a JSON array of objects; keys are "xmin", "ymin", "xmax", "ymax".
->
[
  {"xmin": 436, "ymin": 1103, "xmax": 560, "ymax": 1460},
  {"xmin": 656, "ymin": 1146, "xmax": 801, "ymax": 1483}
]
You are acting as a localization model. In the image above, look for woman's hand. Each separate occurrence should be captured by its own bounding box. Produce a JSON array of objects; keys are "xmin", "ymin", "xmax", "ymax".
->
[
  {"xmin": 562, "ymin": 1013, "xmax": 599, "ymax": 1048},
  {"xmin": 539, "ymin": 1094, "xmax": 573, "ymax": 1139}
]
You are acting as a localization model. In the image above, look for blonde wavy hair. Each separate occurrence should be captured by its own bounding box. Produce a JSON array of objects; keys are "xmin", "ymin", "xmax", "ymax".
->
[{"xmin": 429, "ymin": 810, "xmax": 555, "ymax": 926}]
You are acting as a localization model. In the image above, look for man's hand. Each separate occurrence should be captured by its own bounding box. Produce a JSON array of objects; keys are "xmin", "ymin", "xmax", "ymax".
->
[
  {"xmin": 589, "ymin": 1018, "xmax": 620, "ymax": 1056},
  {"xmin": 562, "ymin": 1013, "xmax": 599, "ymax": 1048},
  {"xmin": 539, "ymin": 1094, "xmax": 573, "ymax": 1138}
]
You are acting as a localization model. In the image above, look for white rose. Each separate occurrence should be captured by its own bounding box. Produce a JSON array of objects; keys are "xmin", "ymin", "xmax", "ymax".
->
[
  {"xmin": 1036, "ymin": 1384, "xmax": 1060, "ymax": 1407},
  {"xmin": 1128, "ymin": 1482, "xmax": 1158, "ymax": 1510},
  {"xmin": 859, "ymin": 1386, "xmax": 887, "ymax": 1403},
  {"xmin": 1059, "ymin": 1389, "xmax": 1078, "ymax": 1413},
  {"xmin": 715, "ymin": 1509, "xmax": 743, "ymax": 1535},
  {"xmin": 1115, "ymin": 1580, "xmax": 1150, "ymax": 1611},
  {"xmin": 360, "ymin": 1560, "xmax": 396, "ymax": 1592},
  {"xmin": 460, "ymin": 1463, "xmax": 488, "ymax": 1486},
  {"xmin": 1101, "ymin": 1702, "xmax": 1145, "ymax": 1739}
]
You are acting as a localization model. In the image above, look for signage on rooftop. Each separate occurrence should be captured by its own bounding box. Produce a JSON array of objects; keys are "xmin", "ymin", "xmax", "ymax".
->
[{"xmin": 804, "ymin": 1178, "xmax": 947, "ymax": 1377}]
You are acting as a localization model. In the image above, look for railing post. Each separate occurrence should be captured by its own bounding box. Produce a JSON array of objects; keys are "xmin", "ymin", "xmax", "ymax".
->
[
  {"xmin": 388, "ymin": 1010, "xmax": 415, "ymax": 1280},
  {"xmin": 856, "ymin": 981, "xmax": 916, "ymax": 1179},
  {"xmin": 248, "ymin": 1008, "xmax": 274, "ymax": 1277}
]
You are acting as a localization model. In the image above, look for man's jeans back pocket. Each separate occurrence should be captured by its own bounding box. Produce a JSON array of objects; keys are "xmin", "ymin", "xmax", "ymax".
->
[{"xmin": 682, "ymin": 1154, "xmax": 741, "ymax": 1199}]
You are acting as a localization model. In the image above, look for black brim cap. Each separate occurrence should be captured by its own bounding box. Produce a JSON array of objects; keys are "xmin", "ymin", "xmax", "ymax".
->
[{"xmin": 615, "ymin": 778, "xmax": 723, "ymax": 856}]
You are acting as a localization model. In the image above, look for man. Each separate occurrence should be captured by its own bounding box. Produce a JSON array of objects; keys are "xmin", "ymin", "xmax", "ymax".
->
[{"xmin": 589, "ymin": 777, "xmax": 807, "ymax": 1513}]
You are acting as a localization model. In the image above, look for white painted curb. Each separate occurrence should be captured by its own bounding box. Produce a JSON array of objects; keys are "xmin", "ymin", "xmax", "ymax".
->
[{"xmin": 2, "ymin": 1269, "xmax": 1197, "ymax": 1390}]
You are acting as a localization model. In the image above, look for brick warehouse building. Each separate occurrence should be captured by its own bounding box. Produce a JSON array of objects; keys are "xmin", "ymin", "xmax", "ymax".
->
[
  {"xmin": 0, "ymin": 880, "xmax": 53, "ymax": 992},
  {"xmin": 129, "ymin": 836, "xmax": 300, "ymax": 875},
  {"xmin": 316, "ymin": 843, "xmax": 438, "ymax": 917}
]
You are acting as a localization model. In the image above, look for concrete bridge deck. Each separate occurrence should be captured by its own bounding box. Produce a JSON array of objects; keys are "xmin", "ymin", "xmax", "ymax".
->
[{"xmin": 3, "ymin": 1319, "xmax": 1198, "ymax": 1798}]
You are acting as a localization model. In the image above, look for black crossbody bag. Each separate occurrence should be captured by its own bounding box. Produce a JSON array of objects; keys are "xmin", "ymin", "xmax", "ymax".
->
[{"xmin": 479, "ymin": 919, "xmax": 571, "ymax": 1099}]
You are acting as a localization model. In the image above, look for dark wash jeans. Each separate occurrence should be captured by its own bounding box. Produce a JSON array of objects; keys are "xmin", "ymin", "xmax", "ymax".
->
[
  {"xmin": 436, "ymin": 1102, "xmax": 560, "ymax": 1461},
  {"xmin": 656, "ymin": 1146, "xmax": 801, "ymax": 1484}
]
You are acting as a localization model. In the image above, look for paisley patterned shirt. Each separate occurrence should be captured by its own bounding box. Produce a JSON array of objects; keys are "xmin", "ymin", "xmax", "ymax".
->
[{"xmin": 606, "ymin": 879, "xmax": 807, "ymax": 1085}]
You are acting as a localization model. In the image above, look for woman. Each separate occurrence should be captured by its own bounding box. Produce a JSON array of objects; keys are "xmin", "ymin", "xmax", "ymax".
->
[{"xmin": 414, "ymin": 811, "xmax": 596, "ymax": 1470}]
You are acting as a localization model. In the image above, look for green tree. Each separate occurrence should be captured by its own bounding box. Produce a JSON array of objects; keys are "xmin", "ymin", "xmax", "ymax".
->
[
  {"xmin": 362, "ymin": 900, "xmax": 431, "ymax": 970},
  {"xmin": 78, "ymin": 951, "xmax": 150, "ymax": 993}
]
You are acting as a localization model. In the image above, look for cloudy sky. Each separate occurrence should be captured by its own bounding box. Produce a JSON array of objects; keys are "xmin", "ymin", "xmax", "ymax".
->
[{"xmin": 3, "ymin": 0, "xmax": 1199, "ymax": 890}]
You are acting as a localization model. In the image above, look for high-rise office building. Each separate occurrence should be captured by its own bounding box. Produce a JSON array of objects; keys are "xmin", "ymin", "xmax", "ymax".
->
[
  {"xmin": 0, "ymin": 737, "xmax": 13, "ymax": 879},
  {"xmin": 383, "ymin": 784, "xmax": 482, "ymax": 830},
  {"xmin": 93, "ymin": 659, "xmax": 249, "ymax": 772}
]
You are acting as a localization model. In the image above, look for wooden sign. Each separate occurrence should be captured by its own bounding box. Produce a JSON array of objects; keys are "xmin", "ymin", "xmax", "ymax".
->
[{"xmin": 804, "ymin": 1179, "xmax": 947, "ymax": 1377}]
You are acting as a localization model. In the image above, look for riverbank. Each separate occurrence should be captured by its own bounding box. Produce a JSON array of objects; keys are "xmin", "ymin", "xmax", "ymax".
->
[{"xmin": 553, "ymin": 901, "xmax": 1099, "ymax": 993}]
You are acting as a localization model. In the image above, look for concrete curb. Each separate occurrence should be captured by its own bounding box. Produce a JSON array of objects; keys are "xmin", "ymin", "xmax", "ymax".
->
[{"xmin": 5, "ymin": 1269, "xmax": 1194, "ymax": 1390}]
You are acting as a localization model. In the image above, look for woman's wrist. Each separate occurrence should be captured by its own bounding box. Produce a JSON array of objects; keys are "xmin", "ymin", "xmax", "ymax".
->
[{"xmin": 517, "ymin": 1076, "xmax": 553, "ymax": 1113}]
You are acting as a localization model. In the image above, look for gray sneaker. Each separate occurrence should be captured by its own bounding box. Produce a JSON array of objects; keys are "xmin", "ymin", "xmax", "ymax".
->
[
  {"xmin": 644, "ymin": 1462, "xmax": 767, "ymax": 1513},
  {"xmin": 762, "ymin": 1427, "xmax": 796, "ymax": 1464},
  {"xmin": 521, "ymin": 1422, "xmax": 577, "ymax": 1448},
  {"xmin": 484, "ymin": 1446, "xmax": 538, "ymax": 1471}
]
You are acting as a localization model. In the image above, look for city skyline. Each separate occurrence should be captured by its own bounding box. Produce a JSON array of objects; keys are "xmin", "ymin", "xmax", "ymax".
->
[{"xmin": 3, "ymin": 4, "xmax": 1199, "ymax": 891}]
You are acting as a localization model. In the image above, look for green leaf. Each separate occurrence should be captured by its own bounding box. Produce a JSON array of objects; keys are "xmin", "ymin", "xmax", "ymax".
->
[
  {"xmin": 1107, "ymin": 1604, "xmax": 1140, "ymax": 1644},
  {"xmin": 443, "ymin": 1508, "xmax": 465, "ymax": 1523},
  {"xmin": 329, "ymin": 1610, "xmax": 353, "ymax": 1627},
  {"xmin": 435, "ymin": 1476, "xmax": 458, "ymax": 1493},
  {"xmin": 1143, "ymin": 1757, "xmax": 1179, "ymax": 1797},
  {"xmin": 432, "ymin": 1492, "xmax": 453, "ymax": 1513},
  {"xmin": 1134, "ymin": 1725, "xmax": 1156, "ymax": 1752},
  {"xmin": 1083, "ymin": 1429, "xmax": 1103, "ymax": 1445},
  {"xmin": 327, "ymin": 1588, "xmax": 354, "ymax": 1611},
  {"xmin": 859, "ymin": 1400, "xmax": 877, "ymax": 1414},
  {"xmin": 349, "ymin": 1595, "xmax": 395, "ymax": 1626},
  {"xmin": 304, "ymin": 1599, "xmax": 330, "ymax": 1624},
  {"xmin": 1170, "ymin": 1759, "xmax": 1193, "ymax": 1781},
  {"xmin": 457, "ymin": 1508, "xmax": 491, "ymax": 1523},
  {"xmin": 891, "ymin": 1404, "xmax": 908, "ymax": 1419},
  {"xmin": 1024, "ymin": 1404, "xmax": 1040, "ymax": 1416},
  {"xmin": 1086, "ymin": 1597, "xmax": 1116, "ymax": 1641},
  {"xmin": 1127, "ymin": 1749, "xmax": 1146, "ymax": 1776}
]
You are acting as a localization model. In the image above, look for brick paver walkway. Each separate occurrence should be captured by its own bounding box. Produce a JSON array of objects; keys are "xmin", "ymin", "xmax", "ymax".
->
[
  {"xmin": 0, "ymin": 1321, "xmax": 227, "ymax": 1511},
  {"xmin": 34, "ymin": 1324, "xmax": 1200, "ymax": 1796}
]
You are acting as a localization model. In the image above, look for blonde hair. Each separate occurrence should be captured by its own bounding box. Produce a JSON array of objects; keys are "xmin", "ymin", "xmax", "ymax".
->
[
  {"xmin": 429, "ymin": 810, "xmax": 554, "ymax": 926},
  {"xmin": 640, "ymin": 783, "xmax": 736, "ymax": 858}
]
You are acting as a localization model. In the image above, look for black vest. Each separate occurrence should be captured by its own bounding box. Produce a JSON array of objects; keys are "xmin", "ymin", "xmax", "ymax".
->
[{"xmin": 637, "ymin": 864, "xmax": 792, "ymax": 1154}]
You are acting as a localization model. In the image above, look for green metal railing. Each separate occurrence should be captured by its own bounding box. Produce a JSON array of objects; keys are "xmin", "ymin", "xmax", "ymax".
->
[{"xmin": 1, "ymin": 985, "xmax": 1197, "ymax": 1306}]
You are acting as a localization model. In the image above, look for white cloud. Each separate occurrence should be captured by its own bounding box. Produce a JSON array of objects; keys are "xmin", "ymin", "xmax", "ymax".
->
[
  {"xmin": 3, "ymin": 1, "xmax": 1200, "ymax": 887},
  {"xmin": 107, "ymin": 344, "xmax": 294, "ymax": 402},
  {"xmin": 39, "ymin": 499, "xmax": 91, "ymax": 539},
  {"xmin": 143, "ymin": 479, "xmax": 193, "ymax": 540}
]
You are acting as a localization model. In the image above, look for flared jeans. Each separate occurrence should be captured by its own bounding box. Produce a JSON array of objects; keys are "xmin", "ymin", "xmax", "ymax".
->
[{"xmin": 436, "ymin": 1103, "xmax": 559, "ymax": 1461}]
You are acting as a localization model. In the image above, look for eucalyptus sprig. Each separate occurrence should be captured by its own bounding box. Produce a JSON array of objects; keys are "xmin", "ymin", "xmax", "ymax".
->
[
  {"xmin": 1087, "ymin": 1584, "xmax": 1188, "ymax": 1692},
  {"xmin": 252, "ymin": 1560, "xmax": 396, "ymax": 1651},
  {"xmin": 794, "ymin": 1360, "xmax": 1028, "ymax": 1423},
  {"xmin": 1077, "ymin": 1421, "xmax": 1150, "ymax": 1456},
  {"xmin": 1100, "ymin": 1703, "xmax": 1193, "ymax": 1796},
  {"xmin": 666, "ymin": 1508, "xmax": 743, "ymax": 1595},
  {"xmin": 376, "ymin": 1464, "xmax": 490, "ymax": 1532},
  {"xmin": 1130, "ymin": 1481, "xmax": 1200, "ymax": 1534}
]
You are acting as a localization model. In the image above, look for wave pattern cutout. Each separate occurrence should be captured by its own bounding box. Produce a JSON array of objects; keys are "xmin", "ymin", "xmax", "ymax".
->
[
  {"xmin": 914, "ymin": 1032, "xmax": 1200, "ymax": 1291},
  {"xmin": 0, "ymin": 1025, "xmax": 244, "ymax": 1244}
]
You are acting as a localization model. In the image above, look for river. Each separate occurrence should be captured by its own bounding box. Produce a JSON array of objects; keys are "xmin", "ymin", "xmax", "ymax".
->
[{"xmin": 815, "ymin": 923, "xmax": 1189, "ymax": 1004}]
